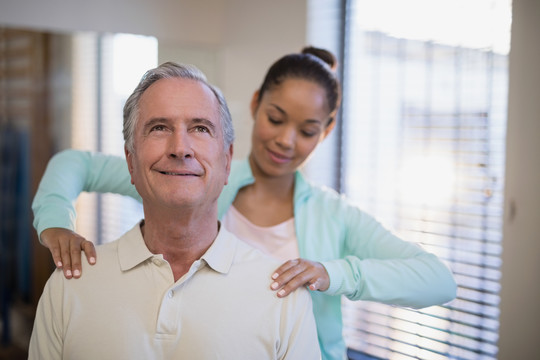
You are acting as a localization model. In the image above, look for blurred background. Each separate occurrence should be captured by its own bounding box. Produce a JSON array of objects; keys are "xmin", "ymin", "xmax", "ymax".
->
[{"xmin": 0, "ymin": 0, "xmax": 538, "ymax": 359}]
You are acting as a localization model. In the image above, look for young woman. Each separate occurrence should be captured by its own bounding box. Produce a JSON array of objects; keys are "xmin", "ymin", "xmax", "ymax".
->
[{"xmin": 32, "ymin": 47, "xmax": 457, "ymax": 360}]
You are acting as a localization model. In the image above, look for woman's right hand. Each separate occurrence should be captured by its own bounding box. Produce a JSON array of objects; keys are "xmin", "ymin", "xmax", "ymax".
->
[{"xmin": 40, "ymin": 228, "xmax": 97, "ymax": 279}]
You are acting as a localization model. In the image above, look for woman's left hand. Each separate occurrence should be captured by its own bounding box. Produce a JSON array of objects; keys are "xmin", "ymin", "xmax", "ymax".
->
[{"xmin": 270, "ymin": 258, "xmax": 330, "ymax": 298}]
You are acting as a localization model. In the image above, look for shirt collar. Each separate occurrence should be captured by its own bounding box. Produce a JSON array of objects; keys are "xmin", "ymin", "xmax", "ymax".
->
[
  {"xmin": 118, "ymin": 221, "xmax": 238, "ymax": 274},
  {"xmin": 200, "ymin": 224, "xmax": 237, "ymax": 274},
  {"xmin": 118, "ymin": 221, "xmax": 155, "ymax": 271}
]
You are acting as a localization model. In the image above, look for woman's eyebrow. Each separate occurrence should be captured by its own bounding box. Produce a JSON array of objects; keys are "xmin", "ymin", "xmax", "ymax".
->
[
  {"xmin": 269, "ymin": 103, "xmax": 286, "ymax": 115},
  {"xmin": 269, "ymin": 103, "xmax": 322, "ymax": 125}
]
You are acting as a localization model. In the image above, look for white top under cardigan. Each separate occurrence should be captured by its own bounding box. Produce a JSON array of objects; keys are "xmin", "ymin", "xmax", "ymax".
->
[{"xmin": 222, "ymin": 205, "xmax": 298, "ymax": 261}]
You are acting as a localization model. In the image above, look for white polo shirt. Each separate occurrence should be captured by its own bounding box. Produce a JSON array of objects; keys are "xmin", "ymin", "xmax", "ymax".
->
[{"xmin": 29, "ymin": 222, "xmax": 320, "ymax": 360}]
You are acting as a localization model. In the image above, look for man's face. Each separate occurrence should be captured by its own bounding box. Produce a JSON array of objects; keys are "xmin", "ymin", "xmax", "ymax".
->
[{"xmin": 126, "ymin": 77, "xmax": 232, "ymax": 212}]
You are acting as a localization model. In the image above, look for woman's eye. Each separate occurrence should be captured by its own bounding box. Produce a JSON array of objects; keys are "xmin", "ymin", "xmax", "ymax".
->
[
  {"xmin": 268, "ymin": 117, "xmax": 282, "ymax": 124},
  {"xmin": 301, "ymin": 126, "xmax": 321, "ymax": 137}
]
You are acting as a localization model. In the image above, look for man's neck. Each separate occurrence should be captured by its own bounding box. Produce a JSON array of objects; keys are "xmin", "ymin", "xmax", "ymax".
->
[{"xmin": 141, "ymin": 207, "xmax": 219, "ymax": 281}]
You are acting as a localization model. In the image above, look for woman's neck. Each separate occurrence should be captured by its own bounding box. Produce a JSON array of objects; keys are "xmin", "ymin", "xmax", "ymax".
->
[
  {"xmin": 231, "ymin": 155, "xmax": 295, "ymax": 227},
  {"xmin": 247, "ymin": 154, "xmax": 296, "ymax": 199}
]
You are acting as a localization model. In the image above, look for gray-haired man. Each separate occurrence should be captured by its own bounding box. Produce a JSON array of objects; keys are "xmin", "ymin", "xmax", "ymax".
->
[{"xmin": 29, "ymin": 62, "xmax": 320, "ymax": 359}]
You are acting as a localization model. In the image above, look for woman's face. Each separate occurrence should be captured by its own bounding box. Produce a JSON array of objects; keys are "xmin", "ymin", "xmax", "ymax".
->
[{"xmin": 250, "ymin": 78, "xmax": 335, "ymax": 178}]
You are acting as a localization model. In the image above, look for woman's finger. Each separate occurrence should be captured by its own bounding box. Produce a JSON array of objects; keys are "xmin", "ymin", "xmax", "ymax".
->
[{"xmin": 82, "ymin": 240, "xmax": 97, "ymax": 266}]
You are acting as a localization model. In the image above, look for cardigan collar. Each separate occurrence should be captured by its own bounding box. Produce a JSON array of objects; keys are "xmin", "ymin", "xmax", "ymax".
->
[{"xmin": 224, "ymin": 158, "xmax": 312, "ymax": 203}]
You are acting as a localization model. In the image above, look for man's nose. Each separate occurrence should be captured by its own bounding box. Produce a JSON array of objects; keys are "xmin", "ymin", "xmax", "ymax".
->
[{"xmin": 168, "ymin": 131, "xmax": 194, "ymax": 159}]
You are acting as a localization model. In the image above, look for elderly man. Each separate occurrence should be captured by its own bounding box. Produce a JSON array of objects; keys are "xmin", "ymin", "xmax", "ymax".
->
[{"xmin": 28, "ymin": 62, "xmax": 320, "ymax": 359}]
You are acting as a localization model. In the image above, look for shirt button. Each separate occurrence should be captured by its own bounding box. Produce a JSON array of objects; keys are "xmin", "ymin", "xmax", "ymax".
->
[{"xmin": 168, "ymin": 290, "xmax": 174, "ymax": 299}]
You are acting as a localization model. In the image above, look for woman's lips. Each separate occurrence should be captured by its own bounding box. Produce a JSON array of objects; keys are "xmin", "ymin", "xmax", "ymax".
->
[{"xmin": 267, "ymin": 149, "xmax": 292, "ymax": 164}]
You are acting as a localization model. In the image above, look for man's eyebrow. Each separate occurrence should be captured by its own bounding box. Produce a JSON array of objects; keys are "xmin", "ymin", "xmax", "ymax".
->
[
  {"xmin": 143, "ymin": 117, "xmax": 170, "ymax": 131},
  {"xmin": 142, "ymin": 117, "xmax": 217, "ymax": 130},
  {"xmin": 192, "ymin": 118, "xmax": 217, "ymax": 133}
]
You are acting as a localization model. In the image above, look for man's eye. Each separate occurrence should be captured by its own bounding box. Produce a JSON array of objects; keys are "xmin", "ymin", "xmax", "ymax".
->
[
  {"xmin": 194, "ymin": 126, "xmax": 209, "ymax": 133},
  {"xmin": 151, "ymin": 125, "xmax": 166, "ymax": 131}
]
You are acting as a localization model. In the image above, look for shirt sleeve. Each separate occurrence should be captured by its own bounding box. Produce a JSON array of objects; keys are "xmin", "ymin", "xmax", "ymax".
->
[
  {"xmin": 278, "ymin": 288, "xmax": 321, "ymax": 359},
  {"xmin": 28, "ymin": 271, "xmax": 64, "ymax": 359},
  {"xmin": 32, "ymin": 149, "xmax": 140, "ymax": 241},
  {"xmin": 320, "ymin": 200, "xmax": 457, "ymax": 308}
]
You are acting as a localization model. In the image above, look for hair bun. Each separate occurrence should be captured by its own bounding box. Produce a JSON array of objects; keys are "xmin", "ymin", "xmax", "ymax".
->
[{"xmin": 301, "ymin": 46, "xmax": 337, "ymax": 71}]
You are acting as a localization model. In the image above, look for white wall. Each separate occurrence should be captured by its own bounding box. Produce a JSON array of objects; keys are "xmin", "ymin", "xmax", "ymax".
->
[
  {"xmin": 0, "ymin": 0, "xmax": 307, "ymax": 159},
  {"xmin": 498, "ymin": 0, "xmax": 540, "ymax": 358},
  {"xmin": 0, "ymin": 0, "xmax": 225, "ymax": 45},
  {"xmin": 217, "ymin": 0, "xmax": 307, "ymax": 158}
]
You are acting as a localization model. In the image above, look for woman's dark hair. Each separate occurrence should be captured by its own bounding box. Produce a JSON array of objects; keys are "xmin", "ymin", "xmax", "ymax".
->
[{"xmin": 256, "ymin": 46, "xmax": 341, "ymax": 126}]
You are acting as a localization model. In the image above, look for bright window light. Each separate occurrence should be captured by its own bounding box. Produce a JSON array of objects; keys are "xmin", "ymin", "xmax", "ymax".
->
[
  {"xmin": 354, "ymin": 0, "xmax": 512, "ymax": 54},
  {"xmin": 112, "ymin": 34, "xmax": 158, "ymax": 96},
  {"xmin": 399, "ymin": 153, "xmax": 456, "ymax": 206}
]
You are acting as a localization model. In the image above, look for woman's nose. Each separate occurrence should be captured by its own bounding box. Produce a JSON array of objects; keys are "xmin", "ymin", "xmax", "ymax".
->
[{"xmin": 275, "ymin": 126, "xmax": 296, "ymax": 149}]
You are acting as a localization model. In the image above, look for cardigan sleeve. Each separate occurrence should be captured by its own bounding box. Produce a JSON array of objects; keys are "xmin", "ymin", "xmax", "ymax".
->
[
  {"xmin": 317, "ymin": 195, "xmax": 457, "ymax": 308},
  {"xmin": 32, "ymin": 149, "xmax": 140, "ymax": 241}
]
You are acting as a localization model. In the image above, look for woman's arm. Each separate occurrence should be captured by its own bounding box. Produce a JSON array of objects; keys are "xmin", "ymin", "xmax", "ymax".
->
[
  {"xmin": 322, "ymin": 207, "xmax": 457, "ymax": 308},
  {"xmin": 271, "ymin": 188, "xmax": 456, "ymax": 308},
  {"xmin": 32, "ymin": 149, "xmax": 140, "ymax": 278}
]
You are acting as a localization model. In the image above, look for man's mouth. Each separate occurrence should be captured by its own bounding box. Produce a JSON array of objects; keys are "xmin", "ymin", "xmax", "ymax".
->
[{"xmin": 158, "ymin": 170, "xmax": 199, "ymax": 176}]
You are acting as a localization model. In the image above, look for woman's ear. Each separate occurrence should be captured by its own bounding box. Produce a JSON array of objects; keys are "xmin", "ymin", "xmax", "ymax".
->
[
  {"xmin": 322, "ymin": 117, "xmax": 337, "ymax": 140},
  {"xmin": 250, "ymin": 90, "xmax": 260, "ymax": 120}
]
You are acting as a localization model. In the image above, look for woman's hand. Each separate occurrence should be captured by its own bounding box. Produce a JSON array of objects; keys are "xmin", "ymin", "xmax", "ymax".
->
[
  {"xmin": 40, "ymin": 228, "xmax": 97, "ymax": 279},
  {"xmin": 270, "ymin": 258, "xmax": 330, "ymax": 298}
]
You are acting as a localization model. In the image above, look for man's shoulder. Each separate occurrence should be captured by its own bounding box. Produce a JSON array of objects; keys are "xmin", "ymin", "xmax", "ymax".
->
[
  {"xmin": 94, "ymin": 239, "xmax": 121, "ymax": 259},
  {"xmin": 222, "ymin": 231, "xmax": 312, "ymax": 304},
  {"xmin": 78, "ymin": 227, "xmax": 136, "ymax": 274},
  {"xmin": 228, "ymin": 231, "xmax": 282, "ymax": 269}
]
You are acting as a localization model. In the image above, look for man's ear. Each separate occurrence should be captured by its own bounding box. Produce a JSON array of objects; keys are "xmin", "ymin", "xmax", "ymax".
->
[
  {"xmin": 124, "ymin": 146, "xmax": 135, "ymax": 185},
  {"xmin": 250, "ymin": 90, "xmax": 260, "ymax": 120},
  {"xmin": 224, "ymin": 143, "xmax": 234, "ymax": 186}
]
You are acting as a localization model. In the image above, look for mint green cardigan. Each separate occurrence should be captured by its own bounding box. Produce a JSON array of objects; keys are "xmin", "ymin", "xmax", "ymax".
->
[{"xmin": 33, "ymin": 150, "xmax": 457, "ymax": 360}]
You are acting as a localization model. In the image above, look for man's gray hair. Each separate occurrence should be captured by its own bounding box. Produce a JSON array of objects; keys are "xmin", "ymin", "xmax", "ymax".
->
[{"xmin": 123, "ymin": 62, "xmax": 235, "ymax": 153}]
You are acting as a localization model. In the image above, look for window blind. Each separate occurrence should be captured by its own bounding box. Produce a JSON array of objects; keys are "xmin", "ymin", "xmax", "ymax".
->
[
  {"xmin": 340, "ymin": 20, "xmax": 508, "ymax": 360},
  {"xmin": 307, "ymin": 0, "xmax": 510, "ymax": 359}
]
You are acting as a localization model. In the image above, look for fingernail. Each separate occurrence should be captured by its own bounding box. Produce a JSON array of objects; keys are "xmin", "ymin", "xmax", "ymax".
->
[
  {"xmin": 57, "ymin": 261, "xmax": 63, "ymax": 267},
  {"xmin": 90, "ymin": 257, "xmax": 96, "ymax": 264},
  {"xmin": 74, "ymin": 270, "xmax": 81, "ymax": 277},
  {"xmin": 278, "ymin": 289, "xmax": 286, "ymax": 297},
  {"xmin": 271, "ymin": 282, "xmax": 279, "ymax": 290},
  {"xmin": 66, "ymin": 270, "xmax": 72, "ymax": 277},
  {"xmin": 271, "ymin": 273, "xmax": 278, "ymax": 280}
]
